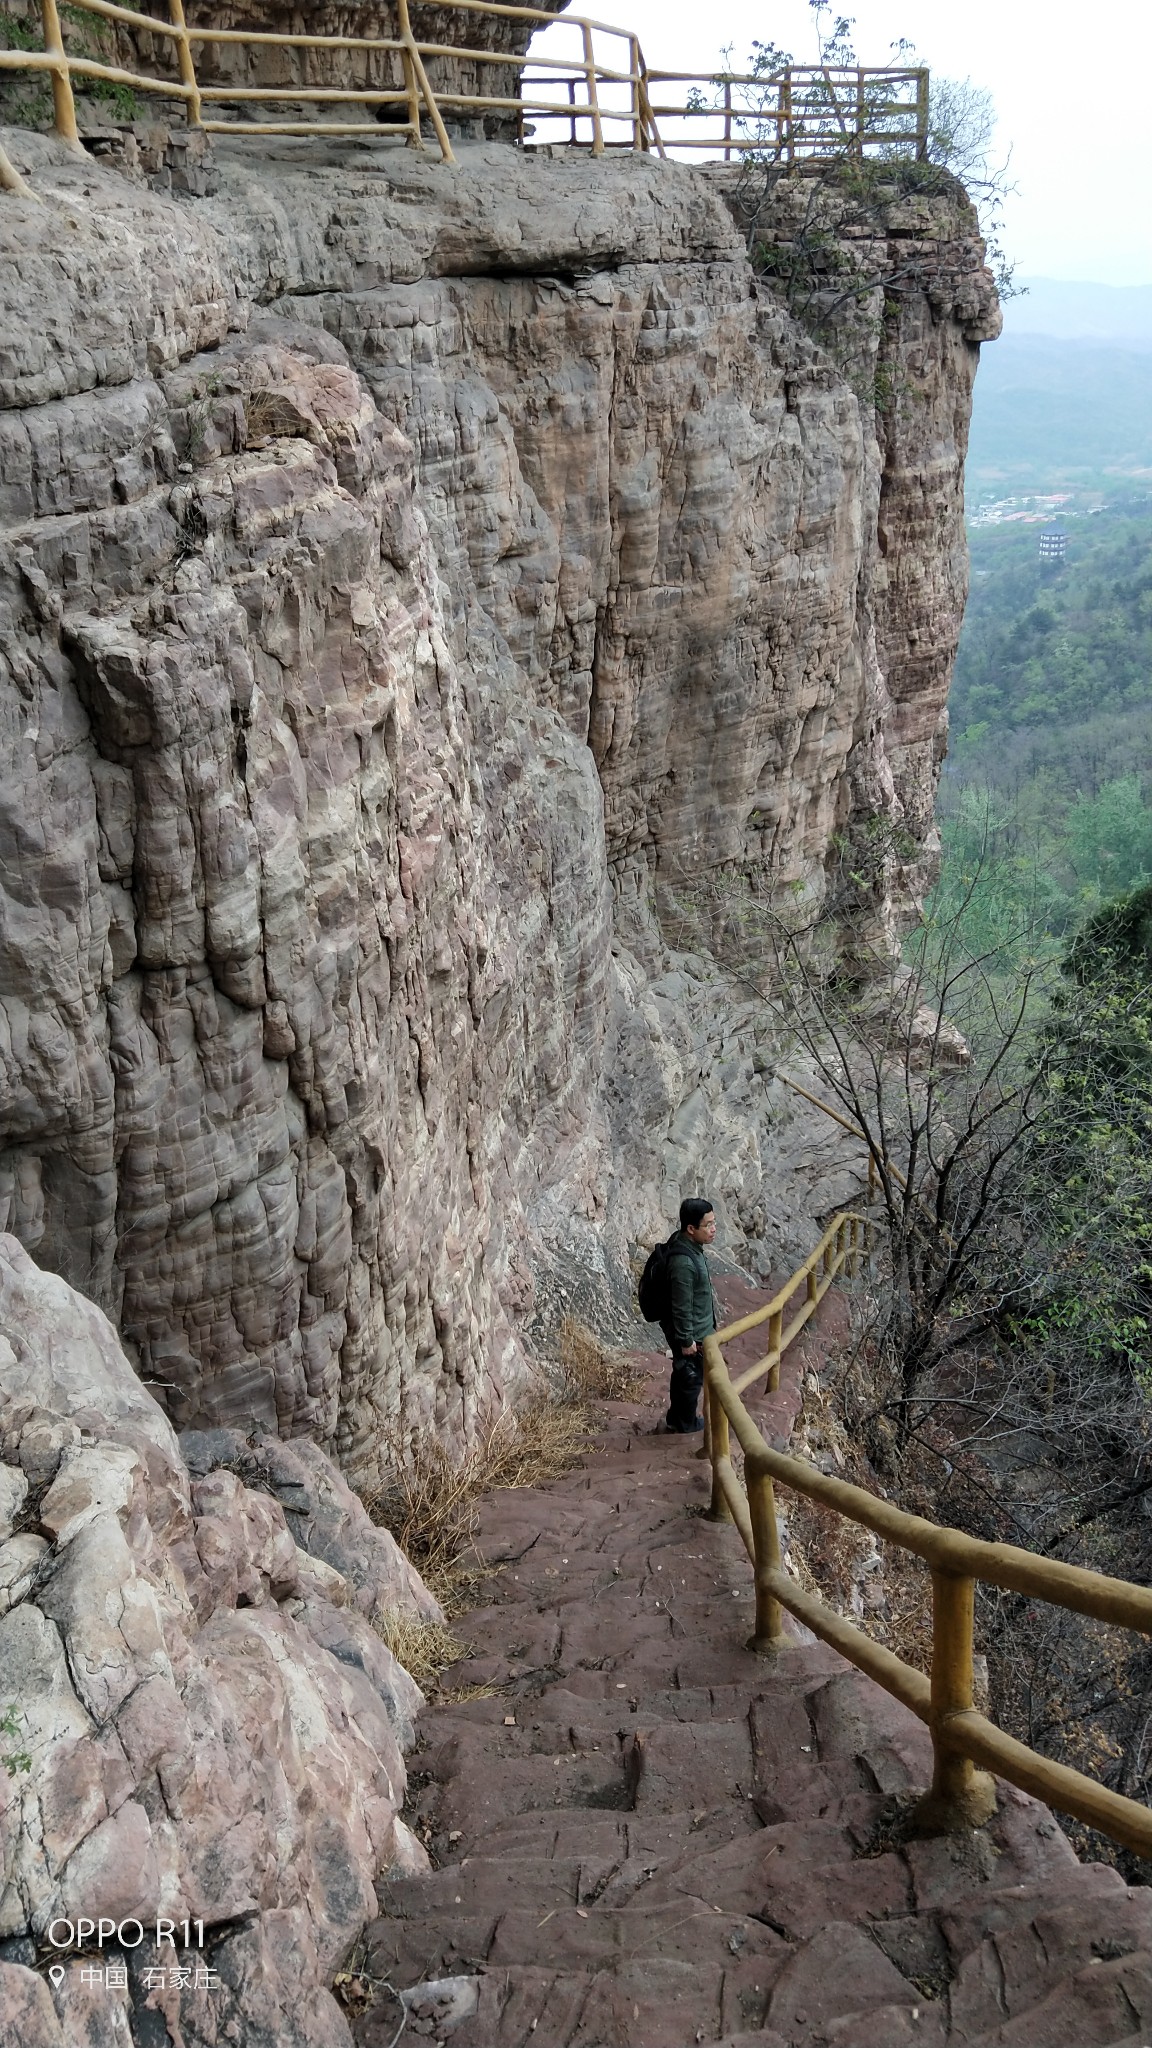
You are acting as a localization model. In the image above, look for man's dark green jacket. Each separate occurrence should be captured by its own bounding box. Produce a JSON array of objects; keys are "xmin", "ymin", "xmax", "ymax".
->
[{"xmin": 661, "ymin": 1232, "xmax": 717, "ymax": 1349}]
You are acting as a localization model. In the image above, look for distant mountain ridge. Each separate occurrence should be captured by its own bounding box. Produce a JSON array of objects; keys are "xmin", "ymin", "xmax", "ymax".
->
[
  {"xmin": 968, "ymin": 281, "xmax": 1152, "ymax": 497},
  {"xmin": 1003, "ymin": 277, "xmax": 1152, "ymax": 351}
]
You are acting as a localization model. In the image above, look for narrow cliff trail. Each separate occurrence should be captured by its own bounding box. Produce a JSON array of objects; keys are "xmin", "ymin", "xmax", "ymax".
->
[{"xmin": 354, "ymin": 1283, "xmax": 1152, "ymax": 2048}]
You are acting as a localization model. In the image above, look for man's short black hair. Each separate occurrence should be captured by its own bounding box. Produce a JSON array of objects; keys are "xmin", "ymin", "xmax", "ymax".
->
[{"xmin": 679, "ymin": 1197, "xmax": 714, "ymax": 1230}]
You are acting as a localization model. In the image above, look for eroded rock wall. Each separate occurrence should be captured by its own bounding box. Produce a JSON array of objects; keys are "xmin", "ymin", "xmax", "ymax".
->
[{"xmin": 0, "ymin": 131, "xmax": 997, "ymax": 1471}]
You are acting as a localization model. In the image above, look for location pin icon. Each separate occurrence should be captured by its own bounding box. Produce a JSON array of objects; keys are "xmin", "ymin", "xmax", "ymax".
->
[{"xmin": 48, "ymin": 1964, "xmax": 65, "ymax": 1989}]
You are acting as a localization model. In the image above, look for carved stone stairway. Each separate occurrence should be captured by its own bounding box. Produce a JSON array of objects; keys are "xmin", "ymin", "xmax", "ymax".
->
[{"xmin": 353, "ymin": 1284, "xmax": 1152, "ymax": 2048}]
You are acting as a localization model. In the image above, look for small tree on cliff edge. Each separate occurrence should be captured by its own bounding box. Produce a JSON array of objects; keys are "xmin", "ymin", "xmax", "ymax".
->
[
  {"xmin": 759, "ymin": 855, "xmax": 1152, "ymax": 1528},
  {"xmin": 762, "ymin": 833, "xmax": 1056, "ymax": 1446},
  {"xmin": 669, "ymin": 809, "xmax": 1142, "ymax": 1443},
  {"xmin": 705, "ymin": 0, "xmax": 1017, "ymax": 347}
]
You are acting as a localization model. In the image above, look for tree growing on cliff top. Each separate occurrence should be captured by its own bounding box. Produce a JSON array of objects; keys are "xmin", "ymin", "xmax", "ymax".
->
[{"xmin": 700, "ymin": 0, "xmax": 1017, "ymax": 349}]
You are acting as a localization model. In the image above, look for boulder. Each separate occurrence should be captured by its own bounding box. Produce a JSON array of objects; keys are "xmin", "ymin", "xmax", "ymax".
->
[{"xmin": 0, "ymin": 1237, "xmax": 432, "ymax": 2046}]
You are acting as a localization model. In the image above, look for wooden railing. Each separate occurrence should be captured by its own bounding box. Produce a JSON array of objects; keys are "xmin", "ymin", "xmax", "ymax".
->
[
  {"xmin": 705, "ymin": 1214, "xmax": 1152, "ymax": 1852},
  {"xmin": 0, "ymin": 0, "xmax": 929, "ymax": 172},
  {"xmin": 643, "ymin": 64, "xmax": 928, "ymax": 165}
]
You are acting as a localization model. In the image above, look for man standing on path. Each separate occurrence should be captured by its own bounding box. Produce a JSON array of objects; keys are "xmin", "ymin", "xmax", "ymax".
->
[{"xmin": 661, "ymin": 1198, "xmax": 717, "ymax": 1434}]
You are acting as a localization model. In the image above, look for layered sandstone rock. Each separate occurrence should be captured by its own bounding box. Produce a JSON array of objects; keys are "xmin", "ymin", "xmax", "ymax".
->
[
  {"xmin": 0, "ymin": 127, "xmax": 997, "ymax": 1472},
  {"xmin": 717, "ymin": 168, "xmax": 1002, "ymax": 893},
  {"xmin": 0, "ymin": 1233, "xmax": 434, "ymax": 2047}
]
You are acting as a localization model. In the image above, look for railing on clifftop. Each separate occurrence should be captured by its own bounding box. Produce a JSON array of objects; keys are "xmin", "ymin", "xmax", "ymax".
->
[
  {"xmin": 0, "ymin": 0, "xmax": 929, "ymax": 172},
  {"xmin": 707, "ymin": 1211, "xmax": 1152, "ymax": 1854}
]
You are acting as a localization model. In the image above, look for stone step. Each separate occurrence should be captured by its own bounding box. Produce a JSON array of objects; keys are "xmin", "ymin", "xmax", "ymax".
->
[
  {"xmin": 629, "ymin": 1717, "xmax": 758, "ymax": 1815},
  {"xmin": 358, "ymin": 1956, "xmax": 781, "ymax": 2048},
  {"xmin": 636, "ymin": 1816, "xmax": 912, "ymax": 1940},
  {"xmin": 960, "ymin": 1948, "xmax": 1152, "ymax": 2047},
  {"xmin": 410, "ymin": 1758, "xmax": 633, "ymax": 1851},
  {"xmin": 360, "ymin": 1927, "xmax": 943, "ymax": 2048},
  {"xmin": 378, "ymin": 1857, "xmax": 588, "ymax": 1918},
  {"xmin": 442, "ymin": 1679, "xmax": 758, "ymax": 1723},
  {"xmin": 356, "ymin": 1291, "xmax": 1152, "ymax": 2048},
  {"xmin": 450, "ymin": 1802, "xmax": 760, "ymax": 1870},
  {"xmin": 946, "ymin": 1867, "xmax": 1152, "ymax": 2039}
]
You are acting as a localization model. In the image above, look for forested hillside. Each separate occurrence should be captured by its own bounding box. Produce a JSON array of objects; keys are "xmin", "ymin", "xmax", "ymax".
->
[
  {"xmin": 867, "ymin": 493, "xmax": 1152, "ymax": 1840},
  {"xmin": 966, "ymin": 339, "xmax": 1152, "ymax": 498},
  {"xmin": 967, "ymin": 279, "xmax": 1152, "ymax": 501},
  {"xmin": 935, "ymin": 497, "xmax": 1152, "ymax": 944}
]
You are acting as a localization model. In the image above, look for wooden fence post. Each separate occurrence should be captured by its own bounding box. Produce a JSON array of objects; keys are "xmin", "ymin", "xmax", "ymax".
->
[
  {"xmin": 397, "ymin": 0, "xmax": 455, "ymax": 163},
  {"xmin": 401, "ymin": 45, "xmax": 424, "ymax": 148},
  {"xmin": 0, "ymin": 141, "xmax": 37, "ymax": 196},
  {"xmin": 637, "ymin": 68, "xmax": 664, "ymax": 158},
  {"xmin": 630, "ymin": 35, "xmax": 643, "ymax": 151},
  {"xmin": 705, "ymin": 1350, "xmax": 732, "ymax": 1524},
  {"xmin": 767, "ymin": 1307, "xmax": 782, "ymax": 1393},
  {"xmin": 917, "ymin": 1570, "xmax": 997, "ymax": 1831},
  {"xmin": 581, "ymin": 21, "xmax": 604, "ymax": 155},
  {"xmin": 915, "ymin": 67, "xmax": 929, "ymax": 160},
  {"xmin": 747, "ymin": 1460, "xmax": 785, "ymax": 1650},
  {"xmin": 167, "ymin": 0, "xmax": 201, "ymax": 128},
  {"xmin": 41, "ymin": 0, "xmax": 80, "ymax": 148}
]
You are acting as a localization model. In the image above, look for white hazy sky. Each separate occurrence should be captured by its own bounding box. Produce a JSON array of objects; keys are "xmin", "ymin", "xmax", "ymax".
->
[{"xmin": 536, "ymin": 0, "xmax": 1152, "ymax": 286}]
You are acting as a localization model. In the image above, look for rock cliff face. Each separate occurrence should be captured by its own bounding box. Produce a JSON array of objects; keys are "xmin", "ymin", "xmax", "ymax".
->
[
  {"xmin": 0, "ymin": 1232, "xmax": 435, "ymax": 2047},
  {"xmin": 0, "ymin": 129, "xmax": 998, "ymax": 1478}
]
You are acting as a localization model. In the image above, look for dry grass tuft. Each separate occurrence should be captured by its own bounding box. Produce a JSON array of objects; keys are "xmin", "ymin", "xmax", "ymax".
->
[
  {"xmin": 557, "ymin": 1314, "xmax": 646, "ymax": 1403},
  {"xmin": 366, "ymin": 1394, "xmax": 593, "ymax": 1618},
  {"xmin": 243, "ymin": 387, "xmax": 303, "ymax": 446},
  {"xmin": 373, "ymin": 1609, "xmax": 468, "ymax": 1694}
]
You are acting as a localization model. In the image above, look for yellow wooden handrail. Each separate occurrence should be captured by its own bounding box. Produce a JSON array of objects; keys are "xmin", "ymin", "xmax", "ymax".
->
[
  {"xmin": 704, "ymin": 1218, "xmax": 1152, "ymax": 1852},
  {"xmin": 0, "ymin": 2, "xmax": 929, "ymax": 173}
]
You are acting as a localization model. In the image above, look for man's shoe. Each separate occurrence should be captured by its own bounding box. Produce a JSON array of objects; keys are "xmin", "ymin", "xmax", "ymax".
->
[{"xmin": 683, "ymin": 1416, "xmax": 704, "ymax": 1433}]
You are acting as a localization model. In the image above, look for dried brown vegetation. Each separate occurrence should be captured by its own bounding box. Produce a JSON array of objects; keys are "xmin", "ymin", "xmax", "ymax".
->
[
  {"xmin": 779, "ymin": 1367, "xmax": 935, "ymax": 1678},
  {"xmin": 364, "ymin": 1320, "xmax": 647, "ymax": 1703},
  {"xmin": 372, "ymin": 1610, "xmax": 469, "ymax": 1696},
  {"xmin": 366, "ymin": 1401, "xmax": 588, "ymax": 1615},
  {"xmin": 556, "ymin": 1314, "xmax": 646, "ymax": 1403},
  {"xmin": 366, "ymin": 1319, "xmax": 643, "ymax": 1617}
]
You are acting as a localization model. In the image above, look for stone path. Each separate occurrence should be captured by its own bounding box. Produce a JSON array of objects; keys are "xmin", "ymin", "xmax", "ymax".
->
[{"xmin": 354, "ymin": 1281, "xmax": 1152, "ymax": 2048}]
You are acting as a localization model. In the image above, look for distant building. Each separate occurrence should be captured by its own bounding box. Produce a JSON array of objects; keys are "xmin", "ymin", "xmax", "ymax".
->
[{"xmin": 1038, "ymin": 530, "xmax": 1067, "ymax": 562}]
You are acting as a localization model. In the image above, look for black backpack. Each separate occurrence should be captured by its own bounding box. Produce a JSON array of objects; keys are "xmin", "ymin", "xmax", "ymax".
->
[{"xmin": 638, "ymin": 1235, "xmax": 678, "ymax": 1324}]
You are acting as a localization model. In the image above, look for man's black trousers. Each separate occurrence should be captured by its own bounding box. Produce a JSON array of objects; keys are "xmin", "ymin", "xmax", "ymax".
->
[{"xmin": 665, "ymin": 1342, "xmax": 704, "ymax": 1430}]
